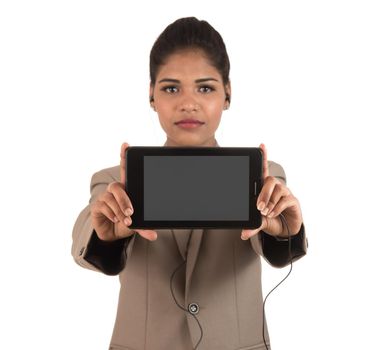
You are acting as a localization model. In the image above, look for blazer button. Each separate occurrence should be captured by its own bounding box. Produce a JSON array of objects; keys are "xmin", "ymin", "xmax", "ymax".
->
[{"xmin": 188, "ymin": 303, "xmax": 199, "ymax": 315}]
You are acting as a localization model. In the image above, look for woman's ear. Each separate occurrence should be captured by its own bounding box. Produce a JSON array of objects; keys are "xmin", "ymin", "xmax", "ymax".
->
[
  {"xmin": 149, "ymin": 84, "xmax": 156, "ymax": 111},
  {"xmin": 224, "ymin": 81, "xmax": 231, "ymax": 110}
]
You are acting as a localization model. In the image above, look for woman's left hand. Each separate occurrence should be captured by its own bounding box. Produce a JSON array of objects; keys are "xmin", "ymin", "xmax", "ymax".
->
[{"xmin": 241, "ymin": 143, "xmax": 303, "ymax": 240}]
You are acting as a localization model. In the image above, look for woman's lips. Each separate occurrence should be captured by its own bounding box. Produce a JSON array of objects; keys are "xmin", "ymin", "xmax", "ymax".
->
[{"xmin": 175, "ymin": 119, "xmax": 204, "ymax": 129}]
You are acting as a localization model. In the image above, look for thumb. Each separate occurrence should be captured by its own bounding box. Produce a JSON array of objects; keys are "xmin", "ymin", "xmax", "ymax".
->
[
  {"xmin": 259, "ymin": 143, "xmax": 269, "ymax": 179},
  {"xmin": 120, "ymin": 142, "xmax": 130, "ymax": 184},
  {"xmin": 241, "ymin": 216, "xmax": 268, "ymax": 240}
]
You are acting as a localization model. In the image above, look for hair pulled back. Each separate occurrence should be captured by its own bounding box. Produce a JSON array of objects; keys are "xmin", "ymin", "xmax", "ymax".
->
[{"xmin": 150, "ymin": 17, "xmax": 230, "ymax": 86}]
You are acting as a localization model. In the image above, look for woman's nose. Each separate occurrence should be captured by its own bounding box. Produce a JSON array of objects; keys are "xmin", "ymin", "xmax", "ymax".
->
[{"xmin": 179, "ymin": 93, "xmax": 199, "ymax": 112}]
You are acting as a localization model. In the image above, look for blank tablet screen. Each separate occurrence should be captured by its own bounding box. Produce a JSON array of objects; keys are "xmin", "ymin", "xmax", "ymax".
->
[{"xmin": 143, "ymin": 155, "xmax": 249, "ymax": 221}]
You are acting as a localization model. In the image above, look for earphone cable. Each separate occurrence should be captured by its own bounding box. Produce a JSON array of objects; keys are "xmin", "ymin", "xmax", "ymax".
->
[
  {"xmin": 169, "ymin": 216, "xmax": 293, "ymax": 350},
  {"xmin": 262, "ymin": 213, "xmax": 293, "ymax": 350}
]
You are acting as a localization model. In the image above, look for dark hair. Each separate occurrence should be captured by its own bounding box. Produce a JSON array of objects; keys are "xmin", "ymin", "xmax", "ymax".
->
[{"xmin": 149, "ymin": 17, "xmax": 230, "ymax": 86}]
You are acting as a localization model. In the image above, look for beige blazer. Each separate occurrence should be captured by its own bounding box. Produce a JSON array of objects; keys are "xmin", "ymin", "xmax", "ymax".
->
[{"xmin": 72, "ymin": 159, "xmax": 307, "ymax": 350}]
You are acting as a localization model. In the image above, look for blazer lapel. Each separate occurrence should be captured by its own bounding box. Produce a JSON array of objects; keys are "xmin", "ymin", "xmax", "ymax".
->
[
  {"xmin": 171, "ymin": 228, "xmax": 204, "ymax": 296},
  {"xmin": 184, "ymin": 229, "xmax": 204, "ymax": 295},
  {"xmin": 172, "ymin": 229, "xmax": 194, "ymax": 260}
]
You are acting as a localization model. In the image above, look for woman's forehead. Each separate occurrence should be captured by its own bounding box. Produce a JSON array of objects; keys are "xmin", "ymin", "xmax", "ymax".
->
[{"xmin": 156, "ymin": 50, "xmax": 222, "ymax": 82}]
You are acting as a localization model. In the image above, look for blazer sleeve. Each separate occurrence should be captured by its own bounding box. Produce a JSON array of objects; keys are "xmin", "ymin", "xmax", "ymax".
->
[
  {"xmin": 250, "ymin": 161, "xmax": 308, "ymax": 268},
  {"xmin": 71, "ymin": 166, "xmax": 135, "ymax": 275}
]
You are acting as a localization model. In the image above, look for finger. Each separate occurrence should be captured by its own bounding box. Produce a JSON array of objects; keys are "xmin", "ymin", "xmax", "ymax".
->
[
  {"xmin": 114, "ymin": 221, "xmax": 136, "ymax": 239},
  {"xmin": 266, "ymin": 196, "xmax": 298, "ymax": 219},
  {"xmin": 107, "ymin": 181, "xmax": 134, "ymax": 217},
  {"xmin": 263, "ymin": 183, "xmax": 291, "ymax": 217},
  {"xmin": 103, "ymin": 191, "xmax": 130, "ymax": 223},
  {"xmin": 241, "ymin": 216, "xmax": 268, "ymax": 240},
  {"xmin": 120, "ymin": 142, "xmax": 130, "ymax": 185},
  {"xmin": 241, "ymin": 228, "xmax": 258, "ymax": 240},
  {"xmin": 91, "ymin": 200, "xmax": 119, "ymax": 224},
  {"xmin": 256, "ymin": 176, "xmax": 279, "ymax": 212},
  {"xmin": 259, "ymin": 143, "xmax": 269, "ymax": 179},
  {"xmin": 135, "ymin": 229, "xmax": 158, "ymax": 241}
]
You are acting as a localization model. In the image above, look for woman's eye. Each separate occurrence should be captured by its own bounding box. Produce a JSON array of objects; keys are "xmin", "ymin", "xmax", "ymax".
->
[
  {"xmin": 162, "ymin": 86, "xmax": 178, "ymax": 93},
  {"xmin": 199, "ymin": 86, "xmax": 214, "ymax": 93}
]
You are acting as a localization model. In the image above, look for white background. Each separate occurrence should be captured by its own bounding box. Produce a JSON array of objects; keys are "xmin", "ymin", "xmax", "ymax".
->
[{"xmin": 1, "ymin": 0, "xmax": 385, "ymax": 349}]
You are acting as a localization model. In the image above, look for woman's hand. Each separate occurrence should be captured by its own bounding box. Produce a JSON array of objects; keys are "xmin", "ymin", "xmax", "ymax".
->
[
  {"xmin": 241, "ymin": 143, "xmax": 303, "ymax": 240},
  {"xmin": 90, "ymin": 143, "xmax": 158, "ymax": 242}
]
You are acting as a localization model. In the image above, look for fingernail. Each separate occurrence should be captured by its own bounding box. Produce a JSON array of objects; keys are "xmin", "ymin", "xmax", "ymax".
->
[
  {"xmin": 113, "ymin": 216, "xmax": 119, "ymax": 223},
  {"xmin": 262, "ymin": 208, "xmax": 269, "ymax": 216},
  {"xmin": 268, "ymin": 211, "xmax": 274, "ymax": 218},
  {"xmin": 125, "ymin": 208, "xmax": 133, "ymax": 216},
  {"xmin": 257, "ymin": 202, "xmax": 265, "ymax": 211},
  {"xmin": 241, "ymin": 235, "xmax": 248, "ymax": 240},
  {"xmin": 124, "ymin": 218, "xmax": 131, "ymax": 226}
]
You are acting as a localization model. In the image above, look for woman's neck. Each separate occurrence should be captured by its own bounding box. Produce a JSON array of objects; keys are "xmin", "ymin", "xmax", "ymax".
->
[{"xmin": 164, "ymin": 138, "xmax": 219, "ymax": 147}]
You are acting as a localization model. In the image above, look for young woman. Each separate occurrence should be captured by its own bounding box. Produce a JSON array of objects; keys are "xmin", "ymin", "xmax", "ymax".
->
[{"xmin": 72, "ymin": 17, "xmax": 307, "ymax": 350}]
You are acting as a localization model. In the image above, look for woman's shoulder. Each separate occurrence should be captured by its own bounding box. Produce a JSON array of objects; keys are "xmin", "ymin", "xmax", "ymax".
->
[
  {"xmin": 90, "ymin": 165, "xmax": 120, "ymax": 185},
  {"xmin": 268, "ymin": 160, "xmax": 286, "ymax": 184}
]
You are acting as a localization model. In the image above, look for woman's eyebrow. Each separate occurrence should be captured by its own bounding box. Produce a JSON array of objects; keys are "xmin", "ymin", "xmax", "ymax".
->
[
  {"xmin": 195, "ymin": 78, "xmax": 219, "ymax": 83},
  {"xmin": 158, "ymin": 77, "xmax": 219, "ymax": 84},
  {"xmin": 158, "ymin": 78, "xmax": 180, "ymax": 84}
]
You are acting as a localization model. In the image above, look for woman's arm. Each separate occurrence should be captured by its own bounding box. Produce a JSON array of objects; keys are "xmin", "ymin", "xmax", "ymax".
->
[
  {"xmin": 245, "ymin": 144, "xmax": 308, "ymax": 267},
  {"xmin": 71, "ymin": 166, "xmax": 134, "ymax": 275}
]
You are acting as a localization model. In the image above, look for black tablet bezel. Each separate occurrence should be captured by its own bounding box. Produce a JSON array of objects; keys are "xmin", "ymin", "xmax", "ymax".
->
[{"xmin": 125, "ymin": 146, "xmax": 263, "ymax": 229}]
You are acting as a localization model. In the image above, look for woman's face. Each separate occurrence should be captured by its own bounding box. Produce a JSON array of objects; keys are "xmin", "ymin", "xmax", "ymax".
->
[{"xmin": 150, "ymin": 49, "xmax": 231, "ymax": 147}]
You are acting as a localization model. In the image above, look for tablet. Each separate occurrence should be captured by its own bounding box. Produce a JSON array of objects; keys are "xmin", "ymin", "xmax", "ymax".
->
[{"xmin": 125, "ymin": 146, "xmax": 263, "ymax": 229}]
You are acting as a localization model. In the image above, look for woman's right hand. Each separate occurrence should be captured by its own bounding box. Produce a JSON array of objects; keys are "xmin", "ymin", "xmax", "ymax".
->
[{"xmin": 90, "ymin": 142, "xmax": 158, "ymax": 242}]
